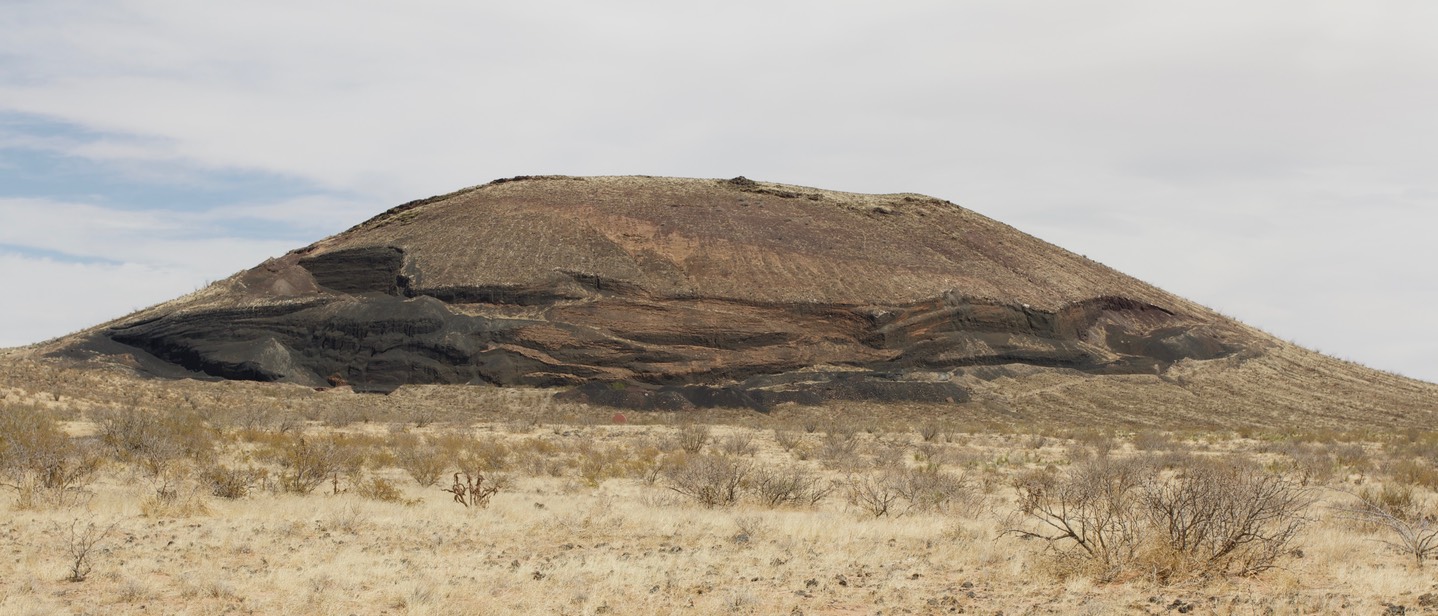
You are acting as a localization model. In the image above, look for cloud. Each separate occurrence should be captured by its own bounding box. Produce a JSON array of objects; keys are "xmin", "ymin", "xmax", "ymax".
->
[
  {"xmin": 0, "ymin": 252, "xmax": 206, "ymax": 347},
  {"xmin": 0, "ymin": 1, "xmax": 1435, "ymax": 381}
]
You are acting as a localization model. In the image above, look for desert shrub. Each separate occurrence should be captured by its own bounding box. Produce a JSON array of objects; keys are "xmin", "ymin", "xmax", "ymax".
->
[
  {"xmin": 442, "ymin": 471, "xmax": 505, "ymax": 508},
  {"xmin": 434, "ymin": 433, "xmax": 509, "ymax": 473},
  {"xmin": 207, "ymin": 405, "xmax": 279, "ymax": 433},
  {"xmin": 575, "ymin": 442, "xmax": 649, "ymax": 486},
  {"xmin": 717, "ymin": 432, "xmax": 757, "ymax": 456},
  {"xmin": 1353, "ymin": 483, "xmax": 1420, "ymax": 520},
  {"xmin": 91, "ymin": 406, "xmax": 214, "ymax": 473},
  {"xmin": 773, "ymin": 429, "xmax": 803, "ymax": 451},
  {"xmin": 844, "ymin": 472, "xmax": 905, "ymax": 518},
  {"xmin": 1067, "ymin": 429, "xmax": 1116, "ymax": 458},
  {"xmin": 748, "ymin": 466, "xmax": 833, "ymax": 508},
  {"xmin": 1333, "ymin": 443, "xmax": 1371, "ymax": 472},
  {"xmin": 140, "ymin": 479, "xmax": 211, "ymax": 518},
  {"xmin": 917, "ymin": 421, "xmax": 946, "ymax": 443},
  {"xmin": 912, "ymin": 441, "xmax": 947, "ymax": 467},
  {"xmin": 355, "ymin": 475, "xmax": 412, "ymax": 504},
  {"xmin": 675, "ymin": 423, "xmax": 710, "ymax": 454},
  {"xmin": 1008, "ymin": 456, "xmax": 1313, "ymax": 581},
  {"xmin": 0, "ymin": 406, "xmax": 103, "ymax": 508},
  {"xmin": 1008, "ymin": 458, "xmax": 1150, "ymax": 576},
  {"xmin": 664, "ymin": 454, "xmax": 750, "ymax": 508},
  {"xmin": 1386, "ymin": 458, "xmax": 1438, "ymax": 490},
  {"xmin": 204, "ymin": 464, "xmax": 264, "ymax": 499},
  {"xmin": 390, "ymin": 434, "xmax": 447, "ymax": 487},
  {"xmin": 1132, "ymin": 430, "xmax": 1172, "ymax": 451},
  {"xmin": 1338, "ymin": 488, "xmax": 1438, "ymax": 566},
  {"xmin": 891, "ymin": 467, "xmax": 972, "ymax": 515},
  {"xmin": 1139, "ymin": 458, "xmax": 1314, "ymax": 578},
  {"xmin": 60, "ymin": 517, "xmax": 121, "ymax": 582},
  {"xmin": 1267, "ymin": 444, "xmax": 1336, "ymax": 486},
  {"xmin": 274, "ymin": 437, "xmax": 355, "ymax": 494},
  {"xmin": 819, "ymin": 429, "xmax": 861, "ymax": 465}
]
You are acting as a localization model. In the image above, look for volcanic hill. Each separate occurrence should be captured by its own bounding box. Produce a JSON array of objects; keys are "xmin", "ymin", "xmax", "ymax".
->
[{"xmin": 39, "ymin": 175, "xmax": 1438, "ymax": 426}]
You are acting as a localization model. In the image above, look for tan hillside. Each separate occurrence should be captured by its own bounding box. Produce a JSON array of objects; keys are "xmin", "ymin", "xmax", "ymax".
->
[{"xmin": 24, "ymin": 175, "xmax": 1437, "ymax": 429}]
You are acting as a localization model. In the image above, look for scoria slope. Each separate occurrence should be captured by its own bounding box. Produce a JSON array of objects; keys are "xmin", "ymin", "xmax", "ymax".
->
[{"xmin": 43, "ymin": 176, "xmax": 1348, "ymax": 412}]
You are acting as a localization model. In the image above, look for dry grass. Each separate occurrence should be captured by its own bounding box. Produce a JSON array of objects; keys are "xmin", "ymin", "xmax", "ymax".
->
[{"xmin": 4, "ymin": 360, "xmax": 1438, "ymax": 614}]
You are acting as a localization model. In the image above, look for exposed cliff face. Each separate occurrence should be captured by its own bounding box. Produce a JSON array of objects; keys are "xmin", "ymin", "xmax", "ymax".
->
[{"xmin": 52, "ymin": 176, "xmax": 1257, "ymax": 410}]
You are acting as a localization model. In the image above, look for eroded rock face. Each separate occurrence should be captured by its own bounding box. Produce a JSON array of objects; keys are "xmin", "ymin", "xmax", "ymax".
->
[{"xmin": 58, "ymin": 176, "xmax": 1251, "ymax": 410}]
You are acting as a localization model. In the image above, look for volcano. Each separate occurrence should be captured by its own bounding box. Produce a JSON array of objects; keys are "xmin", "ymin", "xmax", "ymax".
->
[{"xmin": 44, "ymin": 175, "xmax": 1438, "ymax": 421}]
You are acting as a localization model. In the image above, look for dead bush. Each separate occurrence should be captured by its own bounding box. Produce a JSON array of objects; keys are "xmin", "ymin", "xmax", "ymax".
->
[
  {"xmin": 60, "ymin": 517, "xmax": 121, "ymax": 582},
  {"xmin": 1132, "ymin": 430, "xmax": 1172, "ymax": 451},
  {"xmin": 355, "ymin": 475, "xmax": 414, "ymax": 505},
  {"xmin": 1, "ymin": 406, "xmax": 103, "ymax": 508},
  {"xmin": 892, "ymin": 467, "xmax": 972, "ymax": 515},
  {"xmin": 748, "ymin": 466, "xmax": 833, "ymax": 508},
  {"xmin": 91, "ymin": 406, "xmax": 213, "ymax": 473},
  {"xmin": 1006, "ymin": 458, "xmax": 1154, "ymax": 577},
  {"xmin": 390, "ymin": 434, "xmax": 447, "ymax": 487},
  {"xmin": 844, "ymin": 472, "xmax": 904, "ymax": 518},
  {"xmin": 1139, "ymin": 458, "xmax": 1313, "ymax": 579},
  {"xmin": 819, "ymin": 430, "xmax": 861, "ymax": 465},
  {"xmin": 675, "ymin": 423, "xmax": 710, "ymax": 455},
  {"xmin": 1007, "ymin": 457, "xmax": 1312, "ymax": 581},
  {"xmin": 664, "ymin": 454, "xmax": 750, "ymax": 508},
  {"xmin": 773, "ymin": 429, "xmax": 803, "ymax": 451},
  {"xmin": 717, "ymin": 432, "xmax": 757, "ymax": 456},
  {"xmin": 1386, "ymin": 458, "xmax": 1438, "ymax": 490},
  {"xmin": 1337, "ymin": 488, "xmax": 1438, "ymax": 566},
  {"xmin": 443, "ymin": 471, "xmax": 505, "ymax": 508},
  {"xmin": 917, "ymin": 421, "xmax": 946, "ymax": 443},
  {"xmin": 274, "ymin": 437, "xmax": 355, "ymax": 494},
  {"xmin": 204, "ymin": 465, "xmax": 263, "ymax": 499}
]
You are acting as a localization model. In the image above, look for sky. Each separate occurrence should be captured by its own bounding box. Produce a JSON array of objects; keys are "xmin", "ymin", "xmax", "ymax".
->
[{"xmin": 1, "ymin": 1, "xmax": 1435, "ymax": 383}]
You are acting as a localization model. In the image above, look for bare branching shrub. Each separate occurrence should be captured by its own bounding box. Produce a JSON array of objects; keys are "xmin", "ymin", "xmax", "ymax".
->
[
  {"xmin": 443, "ymin": 471, "xmax": 504, "ymax": 508},
  {"xmin": 1386, "ymin": 458, "xmax": 1438, "ymax": 490},
  {"xmin": 917, "ymin": 421, "xmax": 945, "ymax": 443},
  {"xmin": 1338, "ymin": 488, "xmax": 1438, "ymax": 566},
  {"xmin": 275, "ymin": 437, "xmax": 353, "ymax": 494},
  {"xmin": 390, "ymin": 434, "xmax": 447, "ymax": 487},
  {"xmin": 92, "ymin": 406, "xmax": 213, "ymax": 473},
  {"xmin": 845, "ymin": 472, "xmax": 904, "ymax": 518},
  {"xmin": 355, "ymin": 475, "xmax": 413, "ymax": 505},
  {"xmin": 819, "ymin": 429, "xmax": 861, "ymax": 466},
  {"xmin": 203, "ymin": 465, "xmax": 263, "ymax": 499},
  {"xmin": 60, "ymin": 517, "xmax": 121, "ymax": 582},
  {"xmin": 773, "ymin": 429, "xmax": 803, "ymax": 451},
  {"xmin": 1, "ymin": 407, "xmax": 103, "ymax": 508},
  {"xmin": 1007, "ymin": 457, "xmax": 1312, "ymax": 581},
  {"xmin": 664, "ymin": 454, "xmax": 750, "ymax": 508},
  {"xmin": 139, "ymin": 478, "xmax": 211, "ymax": 518},
  {"xmin": 1007, "ymin": 458, "xmax": 1154, "ymax": 577},
  {"xmin": 1269, "ymin": 443, "xmax": 1336, "ymax": 486},
  {"xmin": 1132, "ymin": 430, "xmax": 1172, "ymax": 451},
  {"xmin": 675, "ymin": 423, "xmax": 710, "ymax": 455},
  {"xmin": 892, "ymin": 468, "xmax": 972, "ymax": 515},
  {"xmin": 1139, "ymin": 459, "xmax": 1313, "ymax": 578},
  {"xmin": 717, "ymin": 432, "xmax": 757, "ymax": 456},
  {"xmin": 748, "ymin": 466, "xmax": 833, "ymax": 508},
  {"xmin": 1334, "ymin": 444, "xmax": 1371, "ymax": 472}
]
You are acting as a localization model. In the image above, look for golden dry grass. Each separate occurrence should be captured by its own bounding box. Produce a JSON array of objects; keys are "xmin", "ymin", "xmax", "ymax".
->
[{"xmin": 4, "ymin": 358, "xmax": 1438, "ymax": 615}]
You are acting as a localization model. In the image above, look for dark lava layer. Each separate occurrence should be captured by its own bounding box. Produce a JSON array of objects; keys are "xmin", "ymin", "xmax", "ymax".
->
[{"xmin": 55, "ymin": 176, "xmax": 1253, "ymax": 410}]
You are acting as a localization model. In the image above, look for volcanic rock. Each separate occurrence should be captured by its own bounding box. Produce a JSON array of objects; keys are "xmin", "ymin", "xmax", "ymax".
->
[{"xmin": 45, "ymin": 176, "xmax": 1312, "ymax": 410}]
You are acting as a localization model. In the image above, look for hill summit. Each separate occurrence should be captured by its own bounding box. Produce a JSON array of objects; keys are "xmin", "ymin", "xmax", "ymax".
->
[{"xmin": 45, "ymin": 176, "xmax": 1437, "ymax": 423}]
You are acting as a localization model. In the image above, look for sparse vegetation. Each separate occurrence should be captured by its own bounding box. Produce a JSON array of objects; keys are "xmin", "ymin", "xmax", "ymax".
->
[{"xmin": 2, "ymin": 361, "xmax": 1438, "ymax": 612}]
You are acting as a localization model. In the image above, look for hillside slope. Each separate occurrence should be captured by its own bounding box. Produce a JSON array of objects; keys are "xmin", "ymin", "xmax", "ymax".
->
[{"xmin": 35, "ymin": 175, "xmax": 1437, "ymax": 425}]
